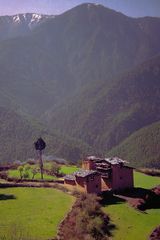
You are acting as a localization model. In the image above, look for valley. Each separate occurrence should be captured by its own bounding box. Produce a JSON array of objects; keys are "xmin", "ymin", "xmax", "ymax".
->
[
  {"xmin": 0, "ymin": 3, "xmax": 160, "ymax": 168},
  {"xmin": 0, "ymin": 3, "xmax": 160, "ymax": 239}
]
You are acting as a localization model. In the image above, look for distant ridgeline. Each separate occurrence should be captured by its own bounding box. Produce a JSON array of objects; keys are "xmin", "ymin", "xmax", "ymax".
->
[{"xmin": 0, "ymin": 3, "xmax": 160, "ymax": 167}]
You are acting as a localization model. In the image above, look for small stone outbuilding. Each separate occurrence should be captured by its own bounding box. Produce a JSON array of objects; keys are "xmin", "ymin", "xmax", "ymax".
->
[{"xmin": 64, "ymin": 169, "xmax": 101, "ymax": 194}]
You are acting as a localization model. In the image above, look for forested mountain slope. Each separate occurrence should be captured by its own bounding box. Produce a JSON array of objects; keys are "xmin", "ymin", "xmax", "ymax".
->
[
  {"xmin": 0, "ymin": 3, "xmax": 160, "ymax": 167},
  {"xmin": 108, "ymin": 121, "xmax": 160, "ymax": 168},
  {"xmin": 49, "ymin": 55, "xmax": 160, "ymax": 164},
  {"xmin": 0, "ymin": 3, "xmax": 160, "ymax": 117},
  {"xmin": 0, "ymin": 107, "xmax": 92, "ymax": 163}
]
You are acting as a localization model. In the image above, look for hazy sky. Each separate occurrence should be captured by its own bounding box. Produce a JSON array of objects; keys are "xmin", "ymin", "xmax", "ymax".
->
[{"xmin": 0, "ymin": 0, "xmax": 160, "ymax": 17}]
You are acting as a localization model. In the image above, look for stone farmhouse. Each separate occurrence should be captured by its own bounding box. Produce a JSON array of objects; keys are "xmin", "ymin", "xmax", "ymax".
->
[{"xmin": 64, "ymin": 156, "xmax": 134, "ymax": 194}]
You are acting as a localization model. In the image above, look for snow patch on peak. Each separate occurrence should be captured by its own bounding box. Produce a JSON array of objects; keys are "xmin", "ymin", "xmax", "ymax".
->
[
  {"xmin": 87, "ymin": 3, "xmax": 102, "ymax": 9},
  {"xmin": 11, "ymin": 13, "xmax": 55, "ymax": 29},
  {"xmin": 32, "ymin": 13, "xmax": 42, "ymax": 19},
  {"xmin": 13, "ymin": 15, "xmax": 20, "ymax": 23}
]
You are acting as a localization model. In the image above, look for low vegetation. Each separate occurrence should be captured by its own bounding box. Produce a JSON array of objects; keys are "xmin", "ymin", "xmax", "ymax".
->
[
  {"xmin": 58, "ymin": 193, "xmax": 112, "ymax": 240},
  {"xmin": 149, "ymin": 226, "xmax": 160, "ymax": 240},
  {"xmin": 134, "ymin": 171, "xmax": 160, "ymax": 189},
  {"xmin": 60, "ymin": 165, "xmax": 79, "ymax": 175},
  {"xmin": 8, "ymin": 168, "xmax": 56, "ymax": 181},
  {"xmin": 7, "ymin": 163, "xmax": 79, "ymax": 181},
  {"xmin": 0, "ymin": 188, "xmax": 74, "ymax": 240},
  {"xmin": 102, "ymin": 172, "xmax": 160, "ymax": 240},
  {"xmin": 0, "ymin": 166, "xmax": 159, "ymax": 240},
  {"xmin": 137, "ymin": 168, "xmax": 160, "ymax": 177}
]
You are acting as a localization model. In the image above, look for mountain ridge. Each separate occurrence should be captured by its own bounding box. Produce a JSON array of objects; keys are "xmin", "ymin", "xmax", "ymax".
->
[
  {"xmin": 48, "ymin": 54, "xmax": 160, "ymax": 168},
  {"xmin": 0, "ymin": 13, "xmax": 54, "ymax": 41},
  {"xmin": 0, "ymin": 106, "xmax": 92, "ymax": 163},
  {"xmin": 0, "ymin": 4, "xmax": 160, "ymax": 167}
]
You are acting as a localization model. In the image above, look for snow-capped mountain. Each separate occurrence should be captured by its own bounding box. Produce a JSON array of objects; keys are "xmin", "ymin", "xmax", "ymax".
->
[
  {"xmin": 0, "ymin": 13, "xmax": 54, "ymax": 41},
  {"xmin": 12, "ymin": 13, "xmax": 53, "ymax": 28}
]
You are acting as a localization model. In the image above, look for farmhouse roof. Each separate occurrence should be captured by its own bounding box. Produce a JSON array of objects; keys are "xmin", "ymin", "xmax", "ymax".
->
[
  {"xmin": 86, "ymin": 156, "xmax": 103, "ymax": 161},
  {"xmin": 75, "ymin": 169, "xmax": 97, "ymax": 177},
  {"xmin": 87, "ymin": 156, "xmax": 98, "ymax": 160},
  {"xmin": 64, "ymin": 169, "xmax": 97, "ymax": 180},
  {"xmin": 64, "ymin": 174, "xmax": 76, "ymax": 181},
  {"xmin": 105, "ymin": 157, "xmax": 128, "ymax": 165},
  {"xmin": 86, "ymin": 156, "xmax": 128, "ymax": 165}
]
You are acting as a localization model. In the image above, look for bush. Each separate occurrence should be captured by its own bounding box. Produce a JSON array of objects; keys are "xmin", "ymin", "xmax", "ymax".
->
[
  {"xmin": 50, "ymin": 162, "xmax": 61, "ymax": 177},
  {"xmin": 59, "ymin": 193, "xmax": 110, "ymax": 240},
  {"xmin": 31, "ymin": 167, "xmax": 39, "ymax": 180},
  {"xmin": 27, "ymin": 159, "xmax": 36, "ymax": 165},
  {"xmin": 0, "ymin": 171, "xmax": 8, "ymax": 180},
  {"xmin": 18, "ymin": 166, "xmax": 24, "ymax": 180}
]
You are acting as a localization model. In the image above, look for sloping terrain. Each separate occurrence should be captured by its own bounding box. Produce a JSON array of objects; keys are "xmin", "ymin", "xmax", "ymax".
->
[
  {"xmin": 0, "ymin": 106, "xmax": 92, "ymax": 163},
  {"xmin": 0, "ymin": 4, "xmax": 160, "ymax": 166},
  {"xmin": 0, "ymin": 188, "xmax": 74, "ymax": 239},
  {"xmin": 49, "ymin": 55, "xmax": 160, "ymax": 168},
  {"xmin": 108, "ymin": 121, "xmax": 160, "ymax": 168},
  {"xmin": 0, "ymin": 13, "xmax": 53, "ymax": 41},
  {"xmin": 0, "ymin": 4, "xmax": 160, "ymax": 117},
  {"xmin": 103, "ymin": 172, "xmax": 160, "ymax": 240}
]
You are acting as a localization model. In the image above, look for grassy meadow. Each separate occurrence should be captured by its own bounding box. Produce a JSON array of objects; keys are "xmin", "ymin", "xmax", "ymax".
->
[
  {"xmin": 8, "ymin": 163, "xmax": 79, "ymax": 180},
  {"xmin": 60, "ymin": 165, "xmax": 79, "ymax": 174},
  {"xmin": 8, "ymin": 169, "xmax": 56, "ymax": 180},
  {"xmin": 1, "ymin": 166, "xmax": 160, "ymax": 240},
  {"xmin": 0, "ymin": 188, "xmax": 74, "ymax": 240},
  {"xmin": 103, "ymin": 171, "xmax": 160, "ymax": 240},
  {"xmin": 134, "ymin": 171, "xmax": 160, "ymax": 189}
]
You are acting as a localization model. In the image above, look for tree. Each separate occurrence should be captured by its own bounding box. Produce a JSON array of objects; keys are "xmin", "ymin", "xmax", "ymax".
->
[
  {"xmin": 18, "ymin": 166, "xmax": 24, "ymax": 180},
  {"xmin": 31, "ymin": 167, "xmax": 39, "ymax": 180},
  {"xmin": 23, "ymin": 165, "xmax": 31, "ymax": 179},
  {"xmin": 50, "ymin": 162, "xmax": 60, "ymax": 176},
  {"xmin": 34, "ymin": 138, "xmax": 46, "ymax": 180}
]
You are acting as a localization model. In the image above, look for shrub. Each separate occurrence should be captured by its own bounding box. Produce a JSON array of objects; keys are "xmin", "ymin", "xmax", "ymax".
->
[
  {"xmin": 18, "ymin": 166, "xmax": 24, "ymax": 180},
  {"xmin": 0, "ymin": 171, "xmax": 8, "ymax": 180},
  {"xmin": 50, "ymin": 162, "xmax": 61, "ymax": 177},
  {"xmin": 27, "ymin": 159, "xmax": 36, "ymax": 165},
  {"xmin": 59, "ymin": 193, "xmax": 110, "ymax": 240},
  {"xmin": 31, "ymin": 167, "xmax": 39, "ymax": 180}
]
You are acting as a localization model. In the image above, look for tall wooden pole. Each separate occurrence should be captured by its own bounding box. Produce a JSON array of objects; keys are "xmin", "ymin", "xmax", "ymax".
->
[
  {"xmin": 34, "ymin": 138, "xmax": 46, "ymax": 180},
  {"xmin": 38, "ymin": 150, "xmax": 43, "ymax": 180}
]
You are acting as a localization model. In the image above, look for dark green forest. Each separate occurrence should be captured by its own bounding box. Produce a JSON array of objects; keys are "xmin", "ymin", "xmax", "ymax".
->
[{"xmin": 0, "ymin": 4, "xmax": 160, "ymax": 167}]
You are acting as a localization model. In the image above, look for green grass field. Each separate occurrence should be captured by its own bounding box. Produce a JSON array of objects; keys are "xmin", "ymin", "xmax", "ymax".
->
[
  {"xmin": 60, "ymin": 165, "xmax": 79, "ymax": 174},
  {"xmin": 103, "ymin": 171, "xmax": 160, "ymax": 240},
  {"xmin": 8, "ymin": 164, "xmax": 79, "ymax": 180},
  {"xmin": 2, "ymin": 168, "xmax": 160, "ymax": 240},
  {"xmin": 8, "ymin": 169, "xmax": 57, "ymax": 180},
  {"xmin": 0, "ymin": 188, "xmax": 74, "ymax": 240},
  {"xmin": 134, "ymin": 171, "xmax": 160, "ymax": 189},
  {"xmin": 43, "ymin": 162, "xmax": 79, "ymax": 174}
]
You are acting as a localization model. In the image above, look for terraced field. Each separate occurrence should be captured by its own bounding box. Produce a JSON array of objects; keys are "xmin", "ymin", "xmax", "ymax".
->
[
  {"xmin": 8, "ymin": 164, "xmax": 79, "ymax": 180},
  {"xmin": 103, "ymin": 171, "xmax": 160, "ymax": 240},
  {"xmin": 0, "ymin": 188, "xmax": 74, "ymax": 240}
]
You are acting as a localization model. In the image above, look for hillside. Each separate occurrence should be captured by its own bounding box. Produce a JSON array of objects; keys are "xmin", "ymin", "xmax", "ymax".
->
[
  {"xmin": 0, "ymin": 13, "xmax": 53, "ymax": 41},
  {"xmin": 108, "ymin": 121, "xmax": 160, "ymax": 168},
  {"xmin": 0, "ymin": 3, "xmax": 160, "ymax": 118},
  {"xmin": 0, "ymin": 188, "xmax": 74, "ymax": 239},
  {"xmin": 0, "ymin": 106, "xmax": 92, "ymax": 163},
  {"xmin": 0, "ymin": 4, "xmax": 160, "ymax": 166},
  {"xmin": 48, "ymin": 55, "xmax": 160, "ymax": 165}
]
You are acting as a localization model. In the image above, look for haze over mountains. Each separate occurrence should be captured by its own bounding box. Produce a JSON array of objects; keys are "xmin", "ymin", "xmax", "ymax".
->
[{"xmin": 0, "ymin": 3, "xmax": 160, "ymax": 167}]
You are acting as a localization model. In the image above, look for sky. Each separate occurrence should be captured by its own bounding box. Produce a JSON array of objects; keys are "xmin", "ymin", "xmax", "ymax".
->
[{"xmin": 0, "ymin": 0, "xmax": 160, "ymax": 17}]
